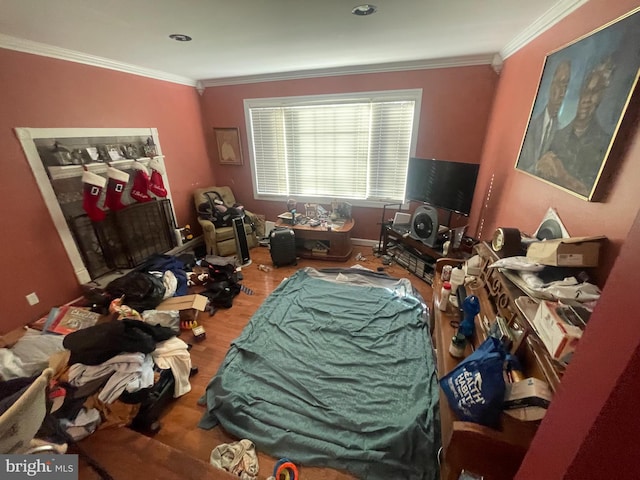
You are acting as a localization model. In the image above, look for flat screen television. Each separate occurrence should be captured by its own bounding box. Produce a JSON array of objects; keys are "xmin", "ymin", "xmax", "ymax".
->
[{"xmin": 405, "ymin": 158, "xmax": 479, "ymax": 215}]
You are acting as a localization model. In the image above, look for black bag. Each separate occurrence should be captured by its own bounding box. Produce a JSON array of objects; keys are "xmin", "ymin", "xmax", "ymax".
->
[
  {"xmin": 201, "ymin": 281, "xmax": 241, "ymax": 309},
  {"xmin": 200, "ymin": 262, "xmax": 241, "ymax": 308},
  {"xmin": 105, "ymin": 271, "xmax": 166, "ymax": 313}
]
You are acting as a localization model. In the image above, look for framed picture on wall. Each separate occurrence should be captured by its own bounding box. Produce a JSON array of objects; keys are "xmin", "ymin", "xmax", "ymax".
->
[
  {"xmin": 515, "ymin": 7, "xmax": 640, "ymax": 201},
  {"xmin": 214, "ymin": 127, "xmax": 243, "ymax": 165}
]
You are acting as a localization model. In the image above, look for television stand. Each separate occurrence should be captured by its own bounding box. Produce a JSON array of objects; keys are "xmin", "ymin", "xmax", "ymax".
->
[
  {"xmin": 381, "ymin": 226, "xmax": 468, "ymax": 284},
  {"xmin": 381, "ymin": 226, "xmax": 444, "ymax": 258}
]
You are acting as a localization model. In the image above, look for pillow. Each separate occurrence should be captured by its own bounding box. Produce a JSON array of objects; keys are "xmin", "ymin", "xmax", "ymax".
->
[{"xmin": 10, "ymin": 328, "xmax": 65, "ymax": 377}]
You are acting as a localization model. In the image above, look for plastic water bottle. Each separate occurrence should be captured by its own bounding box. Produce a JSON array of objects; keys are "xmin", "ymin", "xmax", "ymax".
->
[
  {"xmin": 438, "ymin": 281, "xmax": 452, "ymax": 311},
  {"xmin": 450, "ymin": 265, "xmax": 465, "ymax": 294}
]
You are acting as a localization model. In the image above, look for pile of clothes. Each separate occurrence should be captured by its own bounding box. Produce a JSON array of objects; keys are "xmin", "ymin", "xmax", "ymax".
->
[
  {"xmin": 1, "ymin": 253, "xmax": 198, "ymax": 447},
  {"xmin": 54, "ymin": 318, "xmax": 192, "ymax": 440}
]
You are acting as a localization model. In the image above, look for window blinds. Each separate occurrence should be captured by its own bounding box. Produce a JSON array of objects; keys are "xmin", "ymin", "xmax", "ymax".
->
[{"xmin": 247, "ymin": 90, "xmax": 420, "ymax": 202}]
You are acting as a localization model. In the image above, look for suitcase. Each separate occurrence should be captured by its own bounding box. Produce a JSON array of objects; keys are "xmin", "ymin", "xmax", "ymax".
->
[
  {"xmin": 269, "ymin": 227, "xmax": 297, "ymax": 267},
  {"xmin": 121, "ymin": 367, "xmax": 176, "ymax": 434}
]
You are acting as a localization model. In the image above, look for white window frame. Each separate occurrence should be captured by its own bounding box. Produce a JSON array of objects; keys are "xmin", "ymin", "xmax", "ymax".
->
[{"xmin": 243, "ymin": 89, "xmax": 422, "ymax": 208}]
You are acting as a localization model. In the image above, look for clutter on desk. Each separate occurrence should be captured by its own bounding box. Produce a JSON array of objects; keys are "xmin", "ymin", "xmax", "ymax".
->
[
  {"xmin": 489, "ymin": 256, "xmax": 545, "ymax": 272},
  {"xmin": 532, "ymin": 300, "xmax": 584, "ymax": 363},
  {"xmin": 503, "ymin": 377, "xmax": 552, "ymax": 422},
  {"xmin": 332, "ymin": 201, "xmax": 352, "ymax": 220},
  {"xmin": 526, "ymin": 235, "xmax": 606, "ymax": 267},
  {"xmin": 495, "ymin": 264, "xmax": 600, "ymax": 306},
  {"xmin": 304, "ymin": 203, "xmax": 318, "ymax": 219},
  {"xmin": 514, "ymin": 296, "xmax": 590, "ymax": 365}
]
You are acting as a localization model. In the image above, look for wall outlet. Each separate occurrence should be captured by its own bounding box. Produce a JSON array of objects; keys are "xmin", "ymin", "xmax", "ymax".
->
[{"xmin": 26, "ymin": 292, "xmax": 39, "ymax": 306}]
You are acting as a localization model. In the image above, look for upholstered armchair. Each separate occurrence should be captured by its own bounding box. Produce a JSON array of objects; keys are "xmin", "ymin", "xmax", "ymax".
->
[{"xmin": 193, "ymin": 186, "xmax": 262, "ymax": 257}]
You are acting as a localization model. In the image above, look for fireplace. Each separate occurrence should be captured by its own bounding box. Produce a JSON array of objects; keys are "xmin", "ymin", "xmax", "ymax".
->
[
  {"xmin": 16, "ymin": 127, "xmax": 177, "ymax": 284},
  {"xmin": 70, "ymin": 199, "xmax": 176, "ymax": 279}
]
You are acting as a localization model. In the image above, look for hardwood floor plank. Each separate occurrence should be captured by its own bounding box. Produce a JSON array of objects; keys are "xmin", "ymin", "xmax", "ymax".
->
[{"xmin": 79, "ymin": 244, "xmax": 434, "ymax": 480}]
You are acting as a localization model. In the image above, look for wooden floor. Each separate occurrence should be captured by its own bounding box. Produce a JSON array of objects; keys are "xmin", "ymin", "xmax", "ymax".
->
[{"xmin": 80, "ymin": 244, "xmax": 434, "ymax": 480}]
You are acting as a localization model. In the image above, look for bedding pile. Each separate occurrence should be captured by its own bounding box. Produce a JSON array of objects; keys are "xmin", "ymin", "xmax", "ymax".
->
[{"xmin": 200, "ymin": 267, "xmax": 440, "ymax": 480}]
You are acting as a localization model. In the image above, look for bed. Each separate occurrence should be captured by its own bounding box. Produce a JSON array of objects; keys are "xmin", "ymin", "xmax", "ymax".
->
[{"xmin": 199, "ymin": 267, "xmax": 440, "ymax": 480}]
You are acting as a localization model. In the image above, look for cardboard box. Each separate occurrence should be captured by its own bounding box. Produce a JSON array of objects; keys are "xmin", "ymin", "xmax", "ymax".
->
[
  {"xmin": 526, "ymin": 235, "xmax": 606, "ymax": 267},
  {"xmin": 157, "ymin": 294, "xmax": 208, "ymax": 321},
  {"xmin": 504, "ymin": 377, "xmax": 552, "ymax": 409},
  {"xmin": 532, "ymin": 300, "xmax": 583, "ymax": 362},
  {"xmin": 504, "ymin": 377, "xmax": 552, "ymax": 422}
]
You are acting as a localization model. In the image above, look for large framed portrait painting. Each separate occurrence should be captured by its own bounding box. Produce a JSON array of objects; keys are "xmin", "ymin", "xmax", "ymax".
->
[{"xmin": 515, "ymin": 8, "xmax": 640, "ymax": 200}]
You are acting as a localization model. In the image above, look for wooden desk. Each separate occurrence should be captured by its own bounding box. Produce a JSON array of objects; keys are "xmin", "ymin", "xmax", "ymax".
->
[{"xmin": 275, "ymin": 218, "xmax": 354, "ymax": 262}]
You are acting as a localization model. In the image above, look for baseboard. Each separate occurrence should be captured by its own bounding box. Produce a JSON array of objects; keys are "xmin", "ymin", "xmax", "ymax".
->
[{"xmin": 352, "ymin": 237, "xmax": 378, "ymax": 247}]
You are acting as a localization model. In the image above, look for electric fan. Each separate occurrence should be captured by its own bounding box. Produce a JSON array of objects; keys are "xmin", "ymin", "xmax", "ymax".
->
[{"xmin": 409, "ymin": 205, "xmax": 439, "ymax": 247}]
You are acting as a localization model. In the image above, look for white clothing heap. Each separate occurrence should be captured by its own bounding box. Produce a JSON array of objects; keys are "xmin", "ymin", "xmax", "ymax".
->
[
  {"xmin": 151, "ymin": 337, "xmax": 192, "ymax": 397},
  {"xmin": 68, "ymin": 352, "xmax": 154, "ymax": 404}
]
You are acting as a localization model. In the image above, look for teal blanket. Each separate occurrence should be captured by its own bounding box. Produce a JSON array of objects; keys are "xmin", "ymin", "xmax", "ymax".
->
[{"xmin": 199, "ymin": 268, "xmax": 440, "ymax": 480}]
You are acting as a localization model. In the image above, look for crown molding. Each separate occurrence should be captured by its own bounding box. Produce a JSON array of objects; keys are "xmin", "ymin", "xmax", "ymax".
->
[
  {"xmin": 200, "ymin": 54, "xmax": 496, "ymax": 87},
  {"xmin": 0, "ymin": 33, "xmax": 197, "ymax": 87},
  {"xmin": 500, "ymin": 0, "xmax": 589, "ymax": 59},
  {"xmin": 0, "ymin": 0, "xmax": 587, "ymax": 90}
]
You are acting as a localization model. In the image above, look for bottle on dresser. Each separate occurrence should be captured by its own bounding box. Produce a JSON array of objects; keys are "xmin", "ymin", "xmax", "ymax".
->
[{"xmin": 438, "ymin": 281, "xmax": 452, "ymax": 312}]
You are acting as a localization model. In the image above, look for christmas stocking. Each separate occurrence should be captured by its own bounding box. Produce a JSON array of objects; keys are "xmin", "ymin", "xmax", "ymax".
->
[
  {"xmin": 148, "ymin": 157, "xmax": 167, "ymax": 197},
  {"xmin": 82, "ymin": 170, "xmax": 106, "ymax": 222},
  {"xmin": 105, "ymin": 167, "xmax": 130, "ymax": 211},
  {"xmin": 130, "ymin": 163, "xmax": 152, "ymax": 203}
]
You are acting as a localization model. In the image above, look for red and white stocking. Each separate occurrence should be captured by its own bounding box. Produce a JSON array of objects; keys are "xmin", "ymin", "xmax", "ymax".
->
[
  {"xmin": 130, "ymin": 163, "xmax": 152, "ymax": 203},
  {"xmin": 148, "ymin": 157, "xmax": 167, "ymax": 198},
  {"xmin": 82, "ymin": 171, "xmax": 106, "ymax": 222},
  {"xmin": 105, "ymin": 167, "xmax": 130, "ymax": 211}
]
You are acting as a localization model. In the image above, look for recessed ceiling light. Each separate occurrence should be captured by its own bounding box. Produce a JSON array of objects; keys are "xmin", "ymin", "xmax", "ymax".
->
[
  {"xmin": 169, "ymin": 34, "xmax": 192, "ymax": 42},
  {"xmin": 352, "ymin": 4, "xmax": 377, "ymax": 16}
]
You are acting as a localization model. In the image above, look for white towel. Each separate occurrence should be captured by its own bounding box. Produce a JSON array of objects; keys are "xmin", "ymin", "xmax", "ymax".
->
[{"xmin": 151, "ymin": 337, "xmax": 192, "ymax": 397}]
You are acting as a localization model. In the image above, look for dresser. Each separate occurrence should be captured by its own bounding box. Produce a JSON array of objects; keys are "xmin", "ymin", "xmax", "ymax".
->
[{"xmin": 433, "ymin": 242, "xmax": 565, "ymax": 480}]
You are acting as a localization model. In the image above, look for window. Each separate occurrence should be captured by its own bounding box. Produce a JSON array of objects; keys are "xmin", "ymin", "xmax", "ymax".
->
[{"xmin": 244, "ymin": 89, "xmax": 421, "ymax": 205}]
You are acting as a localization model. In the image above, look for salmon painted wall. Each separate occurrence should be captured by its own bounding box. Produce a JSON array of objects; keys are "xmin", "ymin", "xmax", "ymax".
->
[
  {"xmin": 470, "ymin": 1, "xmax": 640, "ymax": 478},
  {"xmin": 469, "ymin": 1, "xmax": 640, "ymax": 287},
  {"xmin": 0, "ymin": 48, "xmax": 212, "ymax": 334},
  {"xmin": 517, "ymin": 208, "xmax": 640, "ymax": 480},
  {"xmin": 199, "ymin": 67, "xmax": 498, "ymax": 240}
]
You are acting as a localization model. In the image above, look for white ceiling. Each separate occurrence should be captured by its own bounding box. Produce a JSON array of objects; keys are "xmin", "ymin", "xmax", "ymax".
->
[{"xmin": 0, "ymin": 0, "xmax": 586, "ymax": 87}]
